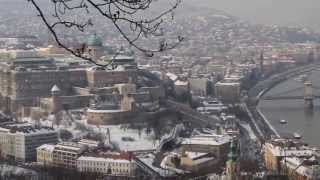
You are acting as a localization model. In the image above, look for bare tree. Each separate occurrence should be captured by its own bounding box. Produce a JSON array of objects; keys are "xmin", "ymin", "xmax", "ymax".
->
[{"xmin": 27, "ymin": 0, "xmax": 184, "ymax": 67}]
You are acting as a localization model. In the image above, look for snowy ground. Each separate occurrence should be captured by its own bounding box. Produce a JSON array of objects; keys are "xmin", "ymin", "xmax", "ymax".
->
[
  {"xmin": 92, "ymin": 125, "xmax": 159, "ymax": 152},
  {"xmin": 24, "ymin": 112, "xmax": 159, "ymax": 152},
  {"xmin": 239, "ymin": 122, "xmax": 257, "ymax": 140},
  {"xmin": 0, "ymin": 164, "xmax": 37, "ymax": 178}
]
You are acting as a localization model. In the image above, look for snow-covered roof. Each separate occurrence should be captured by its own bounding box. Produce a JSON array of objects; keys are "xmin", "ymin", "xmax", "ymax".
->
[
  {"xmin": 77, "ymin": 156, "xmax": 131, "ymax": 163},
  {"xmin": 182, "ymin": 134, "xmax": 232, "ymax": 146},
  {"xmin": 269, "ymin": 146, "xmax": 313, "ymax": 157},
  {"xmin": 136, "ymin": 154, "xmax": 176, "ymax": 177},
  {"xmin": 197, "ymin": 106, "xmax": 226, "ymax": 111},
  {"xmin": 55, "ymin": 142, "xmax": 86, "ymax": 152},
  {"xmin": 265, "ymin": 141, "xmax": 315, "ymax": 157},
  {"xmin": 0, "ymin": 122, "xmax": 56, "ymax": 136},
  {"xmin": 51, "ymin": 84, "xmax": 60, "ymax": 92},
  {"xmin": 184, "ymin": 151, "xmax": 207, "ymax": 159},
  {"xmin": 282, "ymin": 156, "xmax": 320, "ymax": 178},
  {"xmin": 174, "ymin": 80, "xmax": 188, "ymax": 86},
  {"xmin": 192, "ymin": 157, "xmax": 215, "ymax": 165},
  {"xmin": 166, "ymin": 72, "xmax": 178, "ymax": 81},
  {"xmin": 87, "ymin": 108, "xmax": 123, "ymax": 113},
  {"xmin": 78, "ymin": 139, "xmax": 100, "ymax": 148},
  {"xmin": 37, "ymin": 144, "xmax": 55, "ymax": 153},
  {"xmin": 215, "ymin": 81, "xmax": 240, "ymax": 86}
]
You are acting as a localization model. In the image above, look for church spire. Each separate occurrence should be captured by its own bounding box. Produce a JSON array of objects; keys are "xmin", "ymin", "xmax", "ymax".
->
[
  {"xmin": 227, "ymin": 139, "xmax": 238, "ymax": 162},
  {"xmin": 226, "ymin": 139, "xmax": 240, "ymax": 180}
]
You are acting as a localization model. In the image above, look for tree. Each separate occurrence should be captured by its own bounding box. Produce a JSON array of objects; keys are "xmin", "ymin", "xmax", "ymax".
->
[
  {"xmin": 59, "ymin": 129, "xmax": 73, "ymax": 141},
  {"xmin": 28, "ymin": 0, "xmax": 184, "ymax": 67}
]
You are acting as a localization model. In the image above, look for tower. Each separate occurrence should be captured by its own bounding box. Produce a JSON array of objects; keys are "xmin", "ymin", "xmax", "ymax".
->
[
  {"xmin": 51, "ymin": 84, "xmax": 61, "ymax": 113},
  {"xmin": 304, "ymin": 80, "xmax": 313, "ymax": 109},
  {"xmin": 226, "ymin": 140, "xmax": 240, "ymax": 180},
  {"xmin": 87, "ymin": 34, "xmax": 103, "ymax": 61},
  {"xmin": 260, "ymin": 50, "xmax": 264, "ymax": 76}
]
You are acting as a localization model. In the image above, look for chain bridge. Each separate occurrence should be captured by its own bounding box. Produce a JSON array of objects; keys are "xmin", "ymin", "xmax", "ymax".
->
[{"xmin": 261, "ymin": 80, "xmax": 320, "ymax": 108}]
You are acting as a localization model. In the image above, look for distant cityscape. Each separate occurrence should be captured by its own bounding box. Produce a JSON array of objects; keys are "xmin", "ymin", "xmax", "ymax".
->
[{"xmin": 0, "ymin": 2, "xmax": 319, "ymax": 180}]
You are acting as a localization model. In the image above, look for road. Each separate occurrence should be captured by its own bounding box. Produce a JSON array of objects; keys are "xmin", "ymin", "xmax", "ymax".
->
[{"xmin": 165, "ymin": 100, "xmax": 220, "ymax": 127}]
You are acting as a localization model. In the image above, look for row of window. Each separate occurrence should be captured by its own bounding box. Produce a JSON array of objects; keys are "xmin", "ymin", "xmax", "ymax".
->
[
  {"xmin": 78, "ymin": 161, "xmax": 132, "ymax": 167},
  {"xmin": 80, "ymin": 167, "xmax": 131, "ymax": 174},
  {"xmin": 53, "ymin": 151, "xmax": 77, "ymax": 157}
]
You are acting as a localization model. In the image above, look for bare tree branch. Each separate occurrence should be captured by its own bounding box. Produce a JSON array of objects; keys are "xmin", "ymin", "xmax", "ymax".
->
[{"xmin": 27, "ymin": 0, "xmax": 184, "ymax": 68}]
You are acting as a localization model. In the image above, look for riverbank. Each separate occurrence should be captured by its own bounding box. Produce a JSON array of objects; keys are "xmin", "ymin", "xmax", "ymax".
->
[
  {"xmin": 246, "ymin": 62, "xmax": 320, "ymax": 141},
  {"xmin": 259, "ymin": 70, "xmax": 320, "ymax": 147}
]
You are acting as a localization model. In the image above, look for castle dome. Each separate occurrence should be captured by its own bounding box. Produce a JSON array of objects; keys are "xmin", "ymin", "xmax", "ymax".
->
[{"xmin": 87, "ymin": 34, "xmax": 103, "ymax": 47}]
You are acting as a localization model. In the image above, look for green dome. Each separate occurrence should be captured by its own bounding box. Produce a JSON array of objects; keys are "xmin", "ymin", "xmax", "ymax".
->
[{"xmin": 87, "ymin": 34, "xmax": 103, "ymax": 46}]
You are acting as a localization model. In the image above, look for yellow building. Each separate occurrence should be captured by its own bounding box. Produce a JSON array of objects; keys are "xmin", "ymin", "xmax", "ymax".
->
[
  {"xmin": 36, "ymin": 144, "xmax": 55, "ymax": 166},
  {"xmin": 52, "ymin": 142, "xmax": 87, "ymax": 169}
]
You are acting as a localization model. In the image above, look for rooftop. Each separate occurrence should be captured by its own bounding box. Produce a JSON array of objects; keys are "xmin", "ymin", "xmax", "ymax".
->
[
  {"xmin": 282, "ymin": 156, "xmax": 320, "ymax": 178},
  {"xmin": 79, "ymin": 151, "xmax": 133, "ymax": 162},
  {"xmin": 37, "ymin": 144, "xmax": 55, "ymax": 153},
  {"xmin": 182, "ymin": 134, "xmax": 232, "ymax": 146},
  {"xmin": 0, "ymin": 122, "xmax": 56, "ymax": 136},
  {"xmin": 54, "ymin": 142, "xmax": 86, "ymax": 153},
  {"xmin": 51, "ymin": 84, "xmax": 61, "ymax": 93}
]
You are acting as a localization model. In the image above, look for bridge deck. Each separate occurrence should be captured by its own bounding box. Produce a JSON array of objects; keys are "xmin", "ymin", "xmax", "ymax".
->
[{"xmin": 262, "ymin": 95, "xmax": 320, "ymax": 100}]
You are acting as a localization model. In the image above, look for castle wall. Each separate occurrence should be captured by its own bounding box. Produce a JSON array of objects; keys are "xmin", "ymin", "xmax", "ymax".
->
[{"xmin": 86, "ymin": 109, "xmax": 135, "ymax": 125}]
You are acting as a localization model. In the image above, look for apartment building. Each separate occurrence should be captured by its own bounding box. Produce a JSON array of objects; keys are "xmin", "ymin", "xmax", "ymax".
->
[{"xmin": 0, "ymin": 122, "xmax": 58, "ymax": 162}]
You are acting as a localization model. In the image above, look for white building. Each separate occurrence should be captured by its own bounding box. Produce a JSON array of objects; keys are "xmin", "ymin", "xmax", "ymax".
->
[
  {"xmin": 77, "ymin": 152, "xmax": 137, "ymax": 176},
  {"xmin": 0, "ymin": 122, "xmax": 58, "ymax": 162}
]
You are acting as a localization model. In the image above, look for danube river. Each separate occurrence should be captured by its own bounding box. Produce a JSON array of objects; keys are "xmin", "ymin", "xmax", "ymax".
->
[{"xmin": 259, "ymin": 70, "xmax": 320, "ymax": 147}]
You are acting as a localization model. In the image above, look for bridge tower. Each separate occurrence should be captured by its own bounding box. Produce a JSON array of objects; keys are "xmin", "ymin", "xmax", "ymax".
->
[{"xmin": 304, "ymin": 80, "xmax": 313, "ymax": 108}]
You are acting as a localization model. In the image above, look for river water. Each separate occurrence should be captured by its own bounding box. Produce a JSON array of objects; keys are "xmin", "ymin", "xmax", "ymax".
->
[{"xmin": 259, "ymin": 70, "xmax": 320, "ymax": 147}]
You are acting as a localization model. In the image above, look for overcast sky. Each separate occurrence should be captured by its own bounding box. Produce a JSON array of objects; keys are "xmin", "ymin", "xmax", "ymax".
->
[
  {"xmin": 187, "ymin": 0, "xmax": 320, "ymax": 30},
  {"xmin": 1, "ymin": 0, "xmax": 320, "ymax": 30}
]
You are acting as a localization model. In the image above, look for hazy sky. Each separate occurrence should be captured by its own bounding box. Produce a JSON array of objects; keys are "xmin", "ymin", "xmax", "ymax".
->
[
  {"xmin": 1, "ymin": 0, "xmax": 320, "ymax": 30},
  {"xmin": 187, "ymin": 0, "xmax": 320, "ymax": 30}
]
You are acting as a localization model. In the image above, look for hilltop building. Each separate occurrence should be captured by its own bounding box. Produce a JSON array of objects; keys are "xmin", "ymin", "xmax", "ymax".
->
[{"xmin": 0, "ymin": 44, "xmax": 162, "ymax": 125}]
